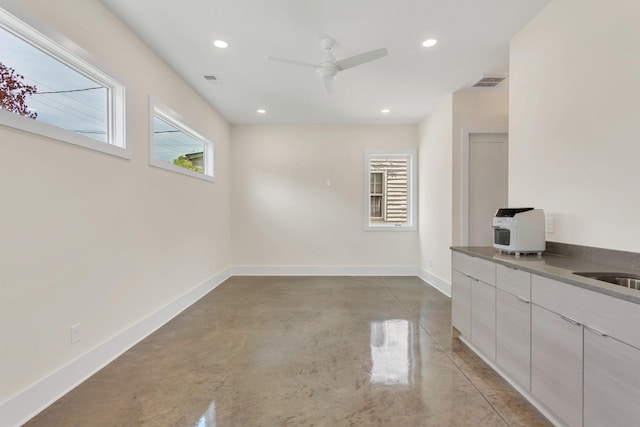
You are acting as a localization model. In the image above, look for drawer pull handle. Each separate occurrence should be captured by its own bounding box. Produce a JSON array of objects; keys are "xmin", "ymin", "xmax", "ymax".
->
[
  {"xmin": 560, "ymin": 315, "xmax": 581, "ymax": 326},
  {"xmin": 585, "ymin": 326, "xmax": 608, "ymax": 337},
  {"xmin": 516, "ymin": 296, "xmax": 530, "ymax": 304}
]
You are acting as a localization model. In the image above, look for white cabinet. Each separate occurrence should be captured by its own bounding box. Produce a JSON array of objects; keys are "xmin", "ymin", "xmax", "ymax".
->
[
  {"xmin": 452, "ymin": 252, "xmax": 496, "ymax": 361},
  {"xmin": 496, "ymin": 289, "xmax": 530, "ymax": 389},
  {"xmin": 496, "ymin": 264, "xmax": 530, "ymax": 297},
  {"xmin": 452, "ymin": 250, "xmax": 640, "ymax": 427},
  {"xmin": 452, "ymin": 269, "xmax": 472, "ymax": 338},
  {"xmin": 452, "ymin": 251, "xmax": 495, "ymax": 285},
  {"xmin": 532, "ymin": 273, "xmax": 640, "ymax": 427},
  {"xmin": 531, "ymin": 304, "xmax": 583, "ymax": 427},
  {"xmin": 496, "ymin": 265, "xmax": 531, "ymax": 390},
  {"xmin": 532, "ymin": 274, "xmax": 640, "ymax": 350},
  {"xmin": 584, "ymin": 329, "xmax": 640, "ymax": 427},
  {"xmin": 471, "ymin": 279, "xmax": 496, "ymax": 360}
]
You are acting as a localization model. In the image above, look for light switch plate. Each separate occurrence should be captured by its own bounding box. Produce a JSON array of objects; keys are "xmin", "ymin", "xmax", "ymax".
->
[
  {"xmin": 545, "ymin": 216, "xmax": 555, "ymax": 233},
  {"xmin": 70, "ymin": 324, "xmax": 81, "ymax": 344}
]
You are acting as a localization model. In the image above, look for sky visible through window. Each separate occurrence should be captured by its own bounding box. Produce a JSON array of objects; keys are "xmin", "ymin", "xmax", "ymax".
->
[
  {"xmin": 0, "ymin": 26, "xmax": 108, "ymax": 141},
  {"xmin": 153, "ymin": 116, "xmax": 205, "ymax": 164}
]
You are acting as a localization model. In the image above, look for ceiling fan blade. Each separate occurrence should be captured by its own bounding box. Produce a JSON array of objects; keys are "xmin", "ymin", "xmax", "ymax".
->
[
  {"xmin": 265, "ymin": 56, "xmax": 317, "ymax": 69},
  {"xmin": 323, "ymin": 76, "xmax": 335, "ymax": 94},
  {"xmin": 334, "ymin": 47, "xmax": 388, "ymax": 71}
]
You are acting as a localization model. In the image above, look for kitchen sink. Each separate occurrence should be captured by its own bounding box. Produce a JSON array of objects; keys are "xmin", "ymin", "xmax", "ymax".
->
[{"xmin": 574, "ymin": 272, "xmax": 640, "ymax": 290}]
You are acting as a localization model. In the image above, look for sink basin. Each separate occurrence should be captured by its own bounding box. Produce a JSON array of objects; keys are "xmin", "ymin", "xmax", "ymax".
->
[{"xmin": 574, "ymin": 272, "xmax": 640, "ymax": 290}]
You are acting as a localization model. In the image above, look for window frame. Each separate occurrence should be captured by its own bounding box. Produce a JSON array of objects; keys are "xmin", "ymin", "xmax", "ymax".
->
[
  {"xmin": 149, "ymin": 98, "xmax": 214, "ymax": 182},
  {"xmin": 0, "ymin": 8, "xmax": 128, "ymax": 158},
  {"xmin": 364, "ymin": 151, "xmax": 417, "ymax": 231},
  {"xmin": 370, "ymin": 171, "xmax": 386, "ymax": 220}
]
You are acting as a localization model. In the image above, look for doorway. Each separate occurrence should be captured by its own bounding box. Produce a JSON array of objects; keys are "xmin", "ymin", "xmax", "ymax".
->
[{"xmin": 465, "ymin": 131, "xmax": 508, "ymax": 246}]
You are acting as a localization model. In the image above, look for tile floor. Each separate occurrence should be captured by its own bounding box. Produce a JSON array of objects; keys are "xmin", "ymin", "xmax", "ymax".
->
[{"xmin": 25, "ymin": 276, "xmax": 551, "ymax": 426}]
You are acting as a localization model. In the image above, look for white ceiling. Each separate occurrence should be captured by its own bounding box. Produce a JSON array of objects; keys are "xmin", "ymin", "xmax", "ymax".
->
[{"xmin": 100, "ymin": 0, "xmax": 549, "ymax": 125}]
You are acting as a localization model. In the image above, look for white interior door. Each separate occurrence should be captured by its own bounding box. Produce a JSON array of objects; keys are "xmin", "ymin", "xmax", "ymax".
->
[{"xmin": 468, "ymin": 132, "xmax": 508, "ymax": 246}]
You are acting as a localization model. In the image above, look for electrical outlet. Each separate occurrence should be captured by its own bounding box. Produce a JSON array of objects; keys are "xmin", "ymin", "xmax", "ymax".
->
[
  {"xmin": 545, "ymin": 216, "xmax": 555, "ymax": 233},
  {"xmin": 70, "ymin": 324, "xmax": 81, "ymax": 344}
]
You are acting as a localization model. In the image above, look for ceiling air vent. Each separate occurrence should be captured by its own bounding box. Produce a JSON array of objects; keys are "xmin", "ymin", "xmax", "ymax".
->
[
  {"xmin": 203, "ymin": 74, "xmax": 221, "ymax": 84},
  {"xmin": 472, "ymin": 76, "xmax": 506, "ymax": 88}
]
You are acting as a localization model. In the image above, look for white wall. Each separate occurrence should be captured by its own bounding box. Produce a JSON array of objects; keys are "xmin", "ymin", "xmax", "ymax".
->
[
  {"xmin": 451, "ymin": 91, "xmax": 509, "ymax": 245},
  {"xmin": 0, "ymin": 0, "xmax": 524, "ymax": 423},
  {"xmin": 509, "ymin": 0, "xmax": 640, "ymax": 252},
  {"xmin": 418, "ymin": 95, "xmax": 453, "ymax": 292},
  {"xmin": 0, "ymin": 0, "xmax": 231, "ymax": 416},
  {"xmin": 417, "ymin": 91, "xmax": 509, "ymax": 294},
  {"xmin": 231, "ymin": 125, "xmax": 420, "ymax": 272}
]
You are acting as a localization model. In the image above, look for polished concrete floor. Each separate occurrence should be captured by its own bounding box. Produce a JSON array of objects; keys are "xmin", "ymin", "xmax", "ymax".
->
[{"xmin": 25, "ymin": 276, "xmax": 550, "ymax": 426}]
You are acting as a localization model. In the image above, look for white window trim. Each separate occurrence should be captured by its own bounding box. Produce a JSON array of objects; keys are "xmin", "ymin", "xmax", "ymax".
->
[
  {"xmin": 0, "ymin": 8, "xmax": 128, "ymax": 159},
  {"xmin": 364, "ymin": 151, "xmax": 417, "ymax": 231},
  {"xmin": 149, "ymin": 98, "xmax": 215, "ymax": 182},
  {"xmin": 370, "ymin": 171, "xmax": 385, "ymax": 220}
]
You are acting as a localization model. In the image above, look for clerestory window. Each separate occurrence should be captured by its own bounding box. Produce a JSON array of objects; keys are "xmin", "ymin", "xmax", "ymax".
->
[
  {"xmin": 0, "ymin": 9, "xmax": 127, "ymax": 157},
  {"xmin": 149, "ymin": 99, "xmax": 214, "ymax": 182}
]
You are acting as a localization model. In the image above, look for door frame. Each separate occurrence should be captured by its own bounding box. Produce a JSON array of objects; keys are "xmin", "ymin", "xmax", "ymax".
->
[{"xmin": 461, "ymin": 128, "xmax": 508, "ymax": 246}]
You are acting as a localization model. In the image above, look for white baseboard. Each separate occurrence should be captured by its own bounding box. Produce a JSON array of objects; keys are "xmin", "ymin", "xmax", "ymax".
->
[
  {"xmin": 232, "ymin": 265, "xmax": 420, "ymax": 276},
  {"xmin": 417, "ymin": 267, "xmax": 451, "ymax": 297},
  {"xmin": 1, "ymin": 268, "xmax": 232, "ymax": 427}
]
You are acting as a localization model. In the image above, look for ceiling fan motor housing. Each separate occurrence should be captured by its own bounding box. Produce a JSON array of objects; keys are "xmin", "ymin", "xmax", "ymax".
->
[
  {"xmin": 316, "ymin": 63, "xmax": 338, "ymax": 79},
  {"xmin": 320, "ymin": 37, "xmax": 336, "ymax": 51}
]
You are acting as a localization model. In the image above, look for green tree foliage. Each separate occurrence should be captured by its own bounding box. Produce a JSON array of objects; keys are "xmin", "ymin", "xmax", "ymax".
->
[
  {"xmin": 0, "ymin": 62, "xmax": 37, "ymax": 119},
  {"xmin": 173, "ymin": 155, "xmax": 202, "ymax": 173}
]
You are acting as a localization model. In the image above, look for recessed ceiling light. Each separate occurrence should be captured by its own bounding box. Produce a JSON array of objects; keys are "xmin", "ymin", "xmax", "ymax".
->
[
  {"xmin": 257, "ymin": 109, "xmax": 266, "ymax": 114},
  {"xmin": 381, "ymin": 109, "xmax": 390, "ymax": 114},
  {"xmin": 213, "ymin": 40, "xmax": 229, "ymax": 49},
  {"xmin": 422, "ymin": 39, "xmax": 438, "ymax": 48}
]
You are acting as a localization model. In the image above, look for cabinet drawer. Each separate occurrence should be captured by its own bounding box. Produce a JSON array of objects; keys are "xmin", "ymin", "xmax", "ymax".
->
[
  {"xmin": 532, "ymin": 274, "xmax": 640, "ymax": 349},
  {"xmin": 497, "ymin": 264, "xmax": 530, "ymax": 299},
  {"xmin": 452, "ymin": 252, "xmax": 495, "ymax": 286}
]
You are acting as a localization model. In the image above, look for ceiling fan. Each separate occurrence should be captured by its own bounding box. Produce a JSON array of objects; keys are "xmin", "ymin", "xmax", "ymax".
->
[{"xmin": 266, "ymin": 38, "xmax": 388, "ymax": 94}]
